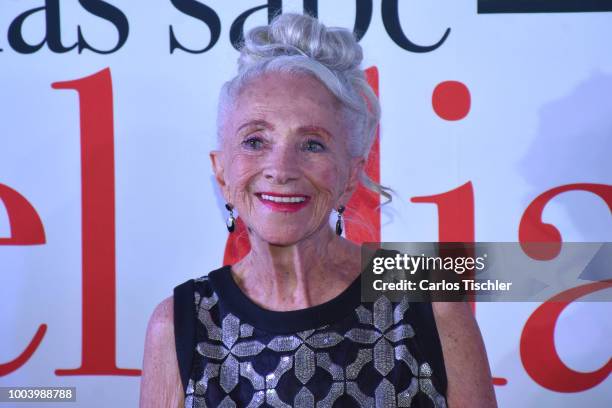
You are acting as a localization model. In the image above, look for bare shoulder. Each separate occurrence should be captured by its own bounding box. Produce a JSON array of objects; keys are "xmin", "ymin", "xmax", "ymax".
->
[
  {"xmin": 140, "ymin": 296, "xmax": 184, "ymax": 408},
  {"xmin": 149, "ymin": 296, "xmax": 174, "ymax": 329},
  {"xmin": 431, "ymin": 302, "xmax": 498, "ymax": 408}
]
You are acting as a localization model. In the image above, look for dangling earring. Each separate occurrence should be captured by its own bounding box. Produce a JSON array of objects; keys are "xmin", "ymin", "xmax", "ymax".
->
[
  {"xmin": 335, "ymin": 205, "xmax": 345, "ymax": 236},
  {"xmin": 225, "ymin": 203, "xmax": 235, "ymax": 233}
]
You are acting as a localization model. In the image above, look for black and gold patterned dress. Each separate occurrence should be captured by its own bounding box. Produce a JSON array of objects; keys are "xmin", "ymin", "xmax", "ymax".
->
[{"xmin": 173, "ymin": 265, "xmax": 448, "ymax": 407}]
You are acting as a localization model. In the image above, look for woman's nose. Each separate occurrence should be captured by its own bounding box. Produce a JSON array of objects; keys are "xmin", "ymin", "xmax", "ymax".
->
[{"xmin": 263, "ymin": 145, "xmax": 301, "ymax": 184}]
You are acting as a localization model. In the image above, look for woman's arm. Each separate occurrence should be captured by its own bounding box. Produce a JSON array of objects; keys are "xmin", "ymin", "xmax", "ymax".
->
[
  {"xmin": 140, "ymin": 296, "xmax": 184, "ymax": 408},
  {"xmin": 432, "ymin": 302, "xmax": 498, "ymax": 407}
]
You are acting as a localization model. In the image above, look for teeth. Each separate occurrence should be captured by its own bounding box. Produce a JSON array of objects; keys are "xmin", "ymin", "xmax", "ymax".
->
[{"xmin": 260, "ymin": 194, "xmax": 306, "ymax": 203}]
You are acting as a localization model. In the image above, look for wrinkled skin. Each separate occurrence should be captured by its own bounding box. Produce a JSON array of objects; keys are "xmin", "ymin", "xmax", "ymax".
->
[{"xmin": 211, "ymin": 71, "xmax": 363, "ymax": 247}]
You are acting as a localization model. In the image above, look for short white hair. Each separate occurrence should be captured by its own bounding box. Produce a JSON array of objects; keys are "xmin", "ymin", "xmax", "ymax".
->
[{"xmin": 217, "ymin": 13, "xmax": 391, "ymax": 203}]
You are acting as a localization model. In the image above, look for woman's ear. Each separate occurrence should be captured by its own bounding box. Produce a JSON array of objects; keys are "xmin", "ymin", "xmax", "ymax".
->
[
  {"xmin": 209, "ymin": 150, "xmax": 229, "ymax": 200},
  {"xmin": 340, "ymin": 156, "xmax": 366, "ymax": 203}
]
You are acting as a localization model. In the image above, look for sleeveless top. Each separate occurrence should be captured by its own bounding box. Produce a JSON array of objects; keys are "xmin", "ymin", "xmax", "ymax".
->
[{"xmin": 174, "ymin": 265, "xmax": 448, "ymax": 408}]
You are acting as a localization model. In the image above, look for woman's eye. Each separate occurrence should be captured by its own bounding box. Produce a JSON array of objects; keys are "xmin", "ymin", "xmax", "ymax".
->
[
  {"xmin": 242, "ymin": 136, "xmax": 264, "ymax": 150},
  {"xmin": 303, "ymin": 139, "xmax": 325, "ymax": 153}
]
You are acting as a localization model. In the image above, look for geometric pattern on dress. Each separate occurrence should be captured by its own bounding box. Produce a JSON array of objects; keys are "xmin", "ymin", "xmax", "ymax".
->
[
  {"xmin": 346, "ymin": 296, "xmax": 415, "ymax": 376},
  {"xmin": 196, "ymin": 309, "xmax": 264, "ymax": 399},
  {"xmin": 185, "ymin": 282, "xmax": 448, "ymax": 408},
  {"xmin": 267, "ymin": 328, "xmax": 343, "ymax": 385}
]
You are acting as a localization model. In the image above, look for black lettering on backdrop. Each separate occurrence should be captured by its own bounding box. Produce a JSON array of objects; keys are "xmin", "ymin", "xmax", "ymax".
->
[
  {"xmin": 8, "ymin": 1, "xmax": 77, "ymax": 54},
  {"xmin": 478, "ymin": 0, "xmax": 612, "ymax": 13},
  {"xmin": 3, "ymin": 1, "xmax": 461, "ymax": 55},
  {"xmin": 230, "ymin": 0, "xmax": 282, "ymax": 50},
  {"xmin": 381, "ymin": 0, "xmax": 450, "ymax": 53},
  {"xmin": 169, "ymin": 0, "xmax": 221, "ymax": 54},
  {"xmin": 7, "ymin": 0, "xmax": 128, "ymax": 54},
  {"xmin": 353, "ymin": 0, "xmax": 373, "ymax": 41},
  {"xmin": 303, "ymin": 0, "xmax": 373, "ymax": 41},
  {"xmin": 303, "ymin": 0, "xmax": 318, "ymax": 17},
  {"xmin": 78, "ymin": 0, "xmax": 129, "ymax": 54}
]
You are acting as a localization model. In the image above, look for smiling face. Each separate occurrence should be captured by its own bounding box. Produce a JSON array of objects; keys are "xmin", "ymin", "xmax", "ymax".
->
[{"xmin": 211, "ymin": 71, "xmax": 364, "ymax": 245}]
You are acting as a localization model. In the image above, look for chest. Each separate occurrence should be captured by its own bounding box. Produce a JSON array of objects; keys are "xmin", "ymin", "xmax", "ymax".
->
[{"xmin": 185, "ymin": 287, "xmax": 447, "ymax": 407}]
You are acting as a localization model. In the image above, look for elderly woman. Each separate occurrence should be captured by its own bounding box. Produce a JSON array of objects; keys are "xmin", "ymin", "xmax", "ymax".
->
[{"xmin": 140, "ymin": 13, "xmax": 496, "ymax": 408}]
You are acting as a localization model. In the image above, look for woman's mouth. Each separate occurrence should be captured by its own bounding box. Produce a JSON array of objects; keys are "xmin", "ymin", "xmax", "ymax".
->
[{"xmin": 256, "ymin": 192, "xmax": 311, "ymax": 212}]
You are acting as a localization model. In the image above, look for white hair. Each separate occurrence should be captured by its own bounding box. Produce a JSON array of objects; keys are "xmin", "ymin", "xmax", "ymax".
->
[{"xmin": 217, "ymin": 13, "xmax": 392, "ymax": 203}]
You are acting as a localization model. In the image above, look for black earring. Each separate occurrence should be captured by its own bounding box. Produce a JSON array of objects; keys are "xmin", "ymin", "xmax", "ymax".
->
[
  {"xmin": 335, "ymin": 205, "xmax": 345, "ymax": 236},
  {"xmin": 225, "ymin": 203, "xmax": 235, "ymax": 233}
]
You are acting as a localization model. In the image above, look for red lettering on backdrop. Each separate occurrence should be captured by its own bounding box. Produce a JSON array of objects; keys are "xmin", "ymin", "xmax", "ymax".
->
[
  {"xmin": 223, "ymin": 66, "xmax": 382, "ymax": 264},
  {"xmin": 223, "ymin": 216, "xmax": 249, "ymax": 265},
  {"xmin": 0, "ymin": 326, "xmax": 47, "ymax": 376},
  {"xmin": 521, "ymin": 281, "xmax": 612, "ymax": 392},
  {"xmin": 0, "ymin": 184, "xmax": 46, "ymax": 245},
  {"xmin": 410, "ymin": 183, "xmax": 511, "ymax": 386},
  {"xmin": 519, "ymin": 183, "xmax": 612, "ymax": 391},
  {"xmin": 411, "ymin": 182, "xmax": 479, "ymax": 305},
  {"xmin": 52, "ymin": 68, "xmax": 139, "ymax": 376},
  {"xmin": 345, "ymin": 67, "xmax": 381, "ymax": 244},
  {"xmin": 0, "ymin": 180, "xmax": 46, "ymax": 375},
  {"xmin": 411, "ymin": 181, "xmax": 475, "ymax": 242},
  {"xmin": 519, "ymin": 183, "xmax": 612, "ymax": 260}
]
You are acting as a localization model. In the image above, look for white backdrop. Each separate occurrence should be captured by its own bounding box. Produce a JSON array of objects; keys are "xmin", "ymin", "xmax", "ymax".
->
[{"xmin": 1, "ymin": 1, "xmax": 611, "ymax": 406}]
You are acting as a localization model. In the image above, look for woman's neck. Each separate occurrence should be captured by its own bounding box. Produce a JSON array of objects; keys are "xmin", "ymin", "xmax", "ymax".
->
[{"xmin": 230, "ymin": 226, "xmax": 362, "ymax": 311}]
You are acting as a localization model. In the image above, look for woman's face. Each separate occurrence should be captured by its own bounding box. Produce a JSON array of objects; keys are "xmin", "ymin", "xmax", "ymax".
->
[{"xmin": 211, "ymin": 72, "xmax": 363, "ymax": 245}]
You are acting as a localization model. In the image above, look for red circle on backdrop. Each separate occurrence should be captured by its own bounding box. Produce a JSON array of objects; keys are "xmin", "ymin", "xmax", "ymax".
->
[{"xmin": 432, "ymin": 81, "xmax": 471, "ymax": 121}]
